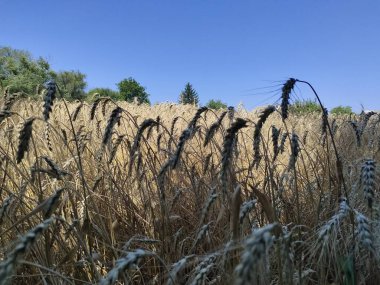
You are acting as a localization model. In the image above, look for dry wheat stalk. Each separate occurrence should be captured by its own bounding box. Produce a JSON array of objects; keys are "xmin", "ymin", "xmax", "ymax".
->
[
  {"xmin": 220, "ymin": 118, "xmax": 247, "ymax": 196},
  {"xmin": 361, "ymin": 159, "xmax": 376, "ymax": 209},
  {"xmin": 281, "ymin": 78, "xmax": 296, "ymax": 120},
  {"xmin": 239, "ymin": 199, "xmax": 257, "ymax": 224},
  {"xmin": 228, "ymin": 106, "xmax": 235, "ymax": 123},
  {"xmin": 271, "ymin": 126, "xmax": 280, "ymax": 161},
  {"xmin": 0, "ymin": 92, "xmax": 17, "ymax": 124},
  {"xmin": 42, "ymin": 80, "xmax": 56, "ymax": 121},
  {"xmin": 171, "ymin": 128, "xmax": 192, "ymax": 169},
  {"xmin": 16, "ymin": 117, "xmax": 35, "ymax": 163},
  {"xmin": 109, "ymin": 134, "xmax": 125, "ymax": 163},
  {"xmin": 0, "ymin": 217, "xmax": 54, "ymax": 285},
  {"xmin": 234, "ymin": 223, "xmax": 280, "ymax": 285},
  {"xmin": 129, "ymin": 118, "xmax": 157, "ymax": 171},
  {"xmin": 190, "ymin": 253, "xmax": 218, "ymax": 285},
  {"xmin": 199, "ymin": 188, "xmax": 218, "ymax": 226},
  {"xmin": 41, "ymin": 156, "xmax": 70, "ymax": 179},
  {"xmin": 188, "ymin": 106, "xmax": 208, "ymax": 129},
  {"xmin": 321, "ymin": 107, "xmax": 328, "ymax": 136},
  {"xmin": 354, "ymin": 210, "xmax": 374, "ymax": 253},
  {"xmin": 102, "ymin": 106, "xmax": 122, "ymax": 146},
  {"xmin": 349, "ymin": 120, "xmax": 361, "ymax": 146},
  {"xmin": 253, "ymin": 105, "xmax": 276, "ymax": 164},
  {"xmin": 204, "ymin": 111, "xmax": 227, "ymax": 147},
  {"xmin": 0, "ymin": 195, "xmax": 14, "ymax": 224},
  {"xmin": 279, "ymin": 132, "xmax": 288, "ymax": 154},
  {"xmin": 99, "ymin": 249, "xmax": 152, "ymax": 285},
  {"xmin": 90, "ymin": 97, "xmax": 102, "ymax": 120},
  {"xmin": 71, "ymin": 101, "xmax": 83, "ymax": 121},
  {"xmin": 190, "ymin": 222, "xmax": 211, "ymax": 253},
  {"xmin": 166, "ymin": 255, "xmax": 195, "ymax": 285},
  {"xmin": 288, "ymin": 132, "xmax": 300, "ymax": 170},
  {"xmin": 317, "ymin": 197, "xmax": 350, "ymax": 251}
]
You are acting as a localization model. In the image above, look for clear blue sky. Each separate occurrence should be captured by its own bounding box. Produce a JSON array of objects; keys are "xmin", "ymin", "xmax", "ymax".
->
[{"xmin": 2, "ymin": 0, "xmax": 380, "ymax": 111}]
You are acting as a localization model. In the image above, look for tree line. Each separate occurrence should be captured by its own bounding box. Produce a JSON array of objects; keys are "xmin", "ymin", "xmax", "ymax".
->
[
  {"xmin": 0, "ymin": 46, "xmax": 354, "ymax": 113},
  {"xmin": 0, "ymin": 46, "xmax": 229, "ymax": 109}
]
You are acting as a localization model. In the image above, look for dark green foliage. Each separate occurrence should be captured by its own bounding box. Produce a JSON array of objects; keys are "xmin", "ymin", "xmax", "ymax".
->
[
  {"xmin": 289, "ymin": 99, "xmax": 321, "ymax": 115},
  {"xmin": 0, "ymin": 47, "xmax": 88, "ymax": 101},
  {"xmin": 206, "ymin": 99, "xmax": 227, "ymax": 110},
  {"xmin": 331, "ymin": 105, "xmax": 353, "ymax": 115},
  {"xmin": 117, "ymin": 77, "xmax": 150, "ymax": 104},
  {"xmin": 0, "ymin": 46, "xmax": 55, "ymax": 96},
  {"xmin": 54, "ymin": 70, "xmax": 87, "ymax": 100},
  {"xmin": 179, "ymin": 82, "xmax": 199, "ymax": 105}
]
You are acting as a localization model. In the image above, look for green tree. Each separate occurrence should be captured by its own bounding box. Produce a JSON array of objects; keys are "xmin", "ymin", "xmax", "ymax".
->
[
  {"xmin": 117, "ymin": 77, "xmax": 150, "ymax": 104},
  {"xmin": 289, "ymin": 99, "xmax": 321, "ymax": 114},
  {"xmin": 87, "ymin": 87, "xmax": 121, "ymax": 101},
  {"xmin": 54, "ymin": 70, "xmax": 87, "ymax": 100},
  {"xmin": 206, "ymin": 99, "xmax": 227, "ymax": 110},
  {"xmin": 0, "ymin": 46, "xmax": 54, "ymax": 96},
  {"xmin": 179, "ymin": 82, "xmax": 199, "ymax": 105},
  {"xmin": 330, "ymin": 105, "xmax": 353, "ymax": 115}
]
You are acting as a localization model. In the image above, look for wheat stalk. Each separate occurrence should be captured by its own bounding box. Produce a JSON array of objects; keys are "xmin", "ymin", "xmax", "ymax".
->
[
  {"xmin": 42, "ymin": 80, "xmax": 56, "ymax": 121},
  {"xmin": 16, "ymin": 117, "xmax": 35, "ymax": 164},
  {"xmin": 0, "ymin": 217, "xmax": 54, "ymax": 285},
  {"xmin": 234, "ymin": 223, "xmax": 280, "ymax": 285},
  {"xmin": 361, "ymin": 159, "xmax": 376, "ymax": 209},
  {"xmin": 281, "ymin": 78, "xmax": 296, "ymax": 120}
]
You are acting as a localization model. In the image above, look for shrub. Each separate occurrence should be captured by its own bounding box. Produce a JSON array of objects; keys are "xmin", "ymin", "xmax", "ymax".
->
[
  {"xmin": 330, "ymin": 105, "xmax": 353, "ymax": 115},
  {"xmin": 87, "ymin": 88, "xmax": 122, "ymax": 101},
  {"xmin": 206, "ymin": 99, "xmax": 227, "ymax": 110},
  {"xmin": 289, "ymin": 99, "xmax": 321, "ymax": 114}
]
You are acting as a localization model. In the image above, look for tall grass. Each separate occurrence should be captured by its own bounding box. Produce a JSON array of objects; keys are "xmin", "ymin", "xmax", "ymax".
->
[{"xmin": 0, "ymin": 79, "xmax": 379, "ymax": 284}]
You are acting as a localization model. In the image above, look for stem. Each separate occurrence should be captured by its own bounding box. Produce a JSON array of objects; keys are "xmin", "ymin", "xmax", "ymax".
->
[{"xmin": 296, "ymin": 80, "xmax": 348, "ymax": 200}]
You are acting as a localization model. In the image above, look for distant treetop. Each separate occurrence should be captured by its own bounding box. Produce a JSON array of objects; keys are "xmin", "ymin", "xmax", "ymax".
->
[
  {"xmin": 330, "ymin": 105, "xmax": 353, "ymax": 115},
  {"xmin": 117, "ymin": 77, "xmax": 150, "ymax": 104},
  {"xmin": 179, "ymin": 82, "xmax": 199, "ymax": 105}
]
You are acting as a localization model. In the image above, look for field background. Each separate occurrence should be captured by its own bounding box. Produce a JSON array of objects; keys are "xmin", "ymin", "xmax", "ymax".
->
[{"xmin": 0, "ymin": 85, "xmax": 379, "ymax": 284}]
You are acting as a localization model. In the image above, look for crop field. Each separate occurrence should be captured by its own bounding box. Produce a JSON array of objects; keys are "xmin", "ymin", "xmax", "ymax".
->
[{"xmin": 0, "ymin": 79, "xmax": 379, "ymax": 284}]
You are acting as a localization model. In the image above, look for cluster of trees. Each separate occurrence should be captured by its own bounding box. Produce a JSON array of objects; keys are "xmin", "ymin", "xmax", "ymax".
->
[
  {"xmin": 1, "ymin": 47, "xmax": 355, "ymax": 113},
  {"xmin": 0, "ymin": 47, "xmax": 151, "ymax": 104},
  {"xmin": 0, "ymin": 47, "xmax": 86, "ymax": 100},
  {"xmin": 0, "ymin": 46, "xmax": 226, "ymax": 108},
  {"xmin": 289, "ymin": 99, "xmax": 353, "ymax": 115},
  {"xmin": 178, "ymin": 82, "xmax": 228, "ymax": 109}
]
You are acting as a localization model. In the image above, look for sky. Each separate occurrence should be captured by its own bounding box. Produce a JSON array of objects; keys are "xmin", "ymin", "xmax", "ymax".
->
[{"xmin": 1, "ymin": 0, "xmax": 380, "ymax": 111}]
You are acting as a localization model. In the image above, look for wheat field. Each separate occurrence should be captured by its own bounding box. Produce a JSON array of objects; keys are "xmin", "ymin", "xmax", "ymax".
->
[{"xmin": 0, "ymin": 79, "xmax": 379, "ymax": 284}]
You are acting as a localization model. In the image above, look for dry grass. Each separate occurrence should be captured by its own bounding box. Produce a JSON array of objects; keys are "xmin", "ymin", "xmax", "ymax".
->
[{"xmin": 0, "ymin": 80, "xmax": 379, "ymax": 284}]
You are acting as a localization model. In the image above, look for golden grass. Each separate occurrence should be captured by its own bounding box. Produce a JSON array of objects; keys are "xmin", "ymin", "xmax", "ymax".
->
[{"xmin": 0, "ymin": 85, "xmax": 379, "ymax": 284}]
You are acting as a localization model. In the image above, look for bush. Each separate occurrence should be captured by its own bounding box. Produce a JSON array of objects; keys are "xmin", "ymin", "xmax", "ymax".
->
[
  {"xmin": 206, "ymin": 99, "xmax": 228, "ymax": 110},
  {"xmin": 289, "ymin": 99, "xmax": 321, "ymax": 114},
  {"xmin": 87, "ymin": 88, "xmax": 121, "ymax": 101},
  {"xmin": 330, "ymin": 105, "xmax": 353, "ymax": 115}
]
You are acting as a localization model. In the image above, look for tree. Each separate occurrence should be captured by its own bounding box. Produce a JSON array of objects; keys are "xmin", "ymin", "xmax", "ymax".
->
[
  {"xmin": 87, "ymin": 88, "xmax": 121, "ymax": 101},
  {"xmin": 0, "ymin": 46, "xmax": 54, "ymax": 96},
  {"xmin": 179, "ymin": 82, "xmax": 199, "ymax": 105},
  {"xmin": 330, "ymin": 105, "xmax": 353, "ymax": 115},
  {"xmin": 117, "ymin": 77, "xmax": 150, "ymax": 104},
  {"xmin": 54, "ymin": 70, "xmax": 87, "ymax": 100},
  {"xmin": 206, "ymin": 99, "xmax": 227, "ymax": 110}
]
